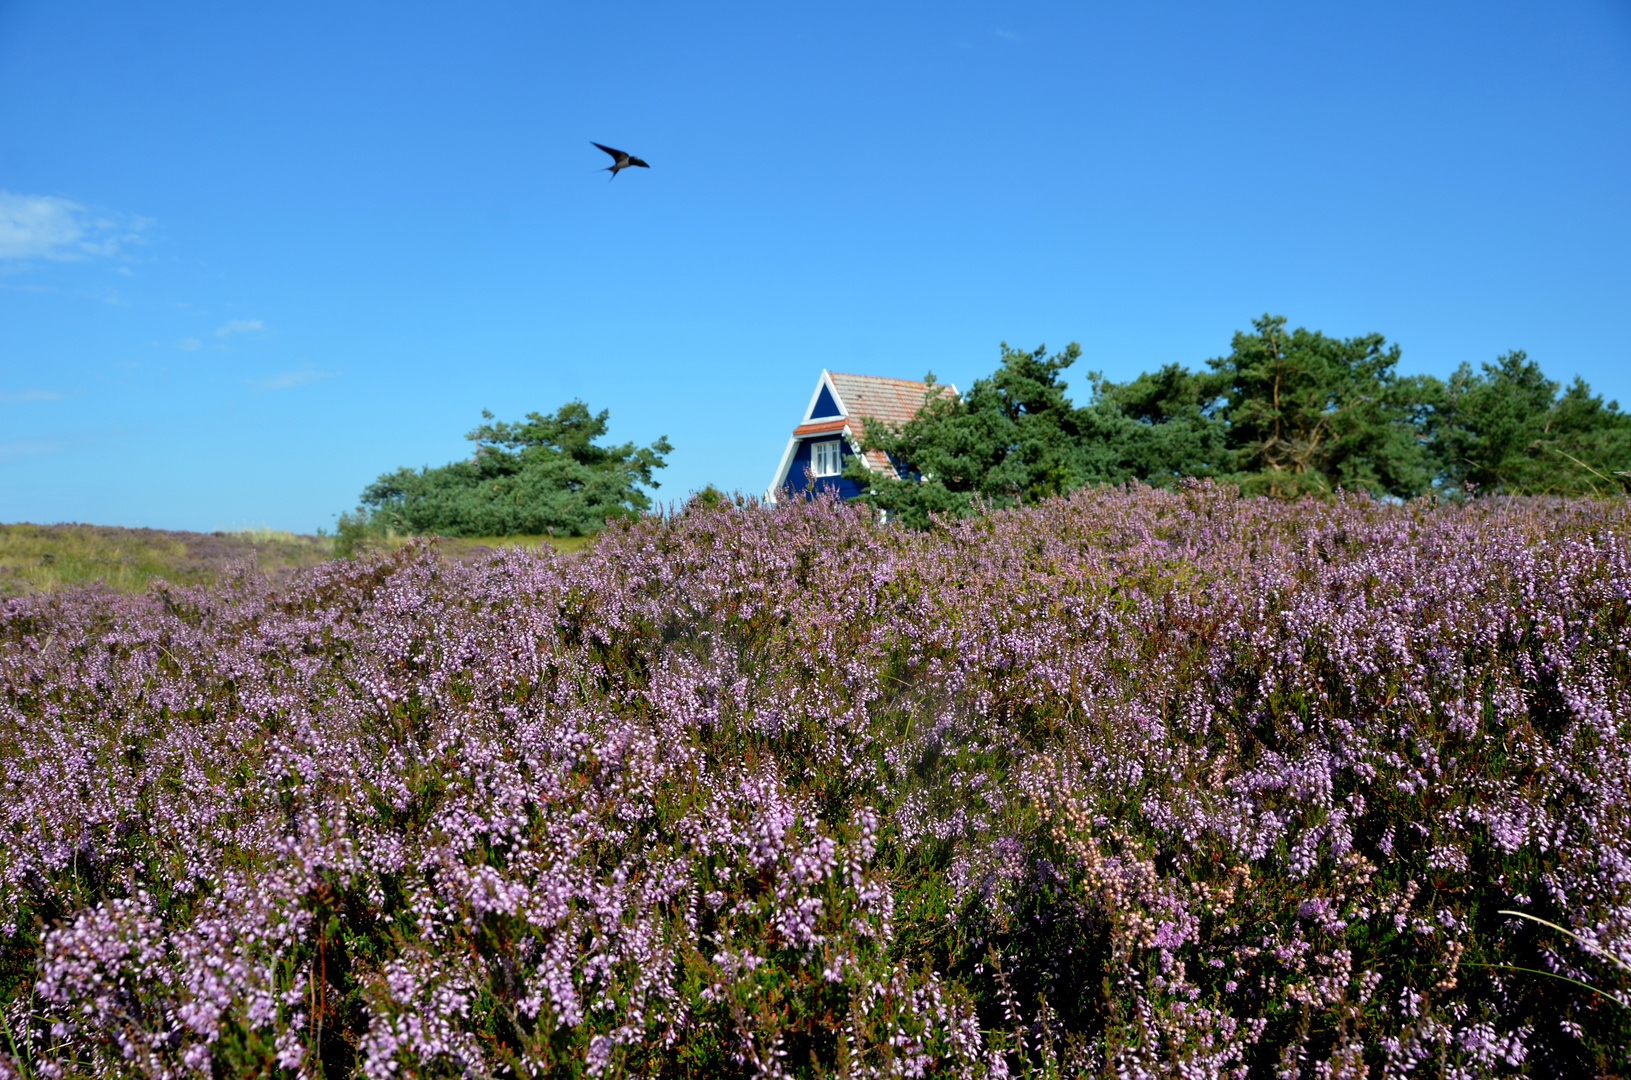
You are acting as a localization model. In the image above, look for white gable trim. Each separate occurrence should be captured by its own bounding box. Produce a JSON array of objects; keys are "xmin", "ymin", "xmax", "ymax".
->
[
  {"xmin": 841, "ymin": 424, "xmax": 870, "ymax": 462},
  {"xmin": 765, "ymin": 433, "xmax": 800, "ymax": 504},
  {"xmin": 802, "ymin": 369, "xmax": 847, "ymax": 422}
]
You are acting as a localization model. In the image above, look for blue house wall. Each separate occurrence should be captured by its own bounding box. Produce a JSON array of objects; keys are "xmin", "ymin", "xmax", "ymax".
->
[{"xmin": 778, "ymin": 436, "xmax": 867, "ymax": 501}]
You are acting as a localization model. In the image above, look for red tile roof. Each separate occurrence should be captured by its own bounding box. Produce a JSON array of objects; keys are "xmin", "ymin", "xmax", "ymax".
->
[
  {"xmin": 825, "ymin": 373, "xmax": 956, "ymax": 473},
  {"xmin": 791, "ymin": 417, "xmax": 850, "ymax": 437}
]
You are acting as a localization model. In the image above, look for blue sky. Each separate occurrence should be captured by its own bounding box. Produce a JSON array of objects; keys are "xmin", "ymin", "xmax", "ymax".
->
[{"xmin": 3, "ymin": 1, "xmax": 1629, "ymax": 532}]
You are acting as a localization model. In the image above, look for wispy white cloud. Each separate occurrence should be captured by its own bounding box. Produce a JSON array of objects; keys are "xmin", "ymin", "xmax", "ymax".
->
[
  {"xmin": 179, "ymin": 337, "xmax": 202, "ymax": 352},
  {"xmin": 0, "ymin": 437, "xmax": 68, "ymax": 463},
  {"xmin": 0, "ymin": 193, "xmax": 81, "ymax": 259},
  {"xmin": 0, "ymin": 191, "xmax": 151, "ymax": 261},
  {"xmin": 994, "ymin": 28, "xmax": 1023, "ymax": 41},
  {"xmin": 216, "ymin": 319, "xmax": 265, "ymax": 338},
  {"xmin": 252, "ymin": 369, "xmax": 336, "ymax": 392},
  {"xmin": 0, "ymin": 388, "xmax": 65, "ymax": 403}
]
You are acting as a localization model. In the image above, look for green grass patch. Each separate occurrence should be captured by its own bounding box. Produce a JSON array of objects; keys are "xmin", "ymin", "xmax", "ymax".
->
[{"xmin": 0, "ymin": 523, "xmax": 596, "ymax": 596}]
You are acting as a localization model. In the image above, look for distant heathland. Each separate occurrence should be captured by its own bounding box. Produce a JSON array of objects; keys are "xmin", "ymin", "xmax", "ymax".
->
[{"xmin": 0, "ymin": 523, "xmax": 590, "ymax": 596}]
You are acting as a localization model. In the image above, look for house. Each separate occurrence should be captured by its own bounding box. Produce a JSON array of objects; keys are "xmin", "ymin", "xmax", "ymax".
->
[{"xmin": 765, "ymin": 370, "xmax": 957, "ymax": 503}]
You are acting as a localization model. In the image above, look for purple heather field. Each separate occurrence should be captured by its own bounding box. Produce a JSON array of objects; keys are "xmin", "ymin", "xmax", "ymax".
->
[{"xmin": 1, "ymin": 484, "xmax": 1628, "ymax": 1079}]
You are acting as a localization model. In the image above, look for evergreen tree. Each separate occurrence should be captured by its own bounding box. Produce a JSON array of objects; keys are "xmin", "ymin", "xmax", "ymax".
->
[
  {"xmin": 359, "ymin": 401, "xmax": 671, "ymax": 536},
  {"xmin": 848, "ymin": 344, "xmax": 1229, "ymax": 526},
  {"xmin": 1428, "ymin": 351, "xmax": 1631, "ymax": 495},
  {"xmin": 840, "ymin": 344, "xmax": 1081, "ymax": 525},
  {"xmin": 1208, "ymin": 314, "xmax": 1436, "ymax": 498},
  {"xmin": 1092, "ymin": 363, "xmax": 1233, "ymax": 487},
  {"xmin": 842, "ymin": 318, "xmax": 1628, "ymax": 526}
]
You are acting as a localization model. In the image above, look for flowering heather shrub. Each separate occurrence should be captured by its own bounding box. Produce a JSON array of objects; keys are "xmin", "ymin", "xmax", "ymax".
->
[{"xmin": 1, "ymin": 484, "xmax": 1629, "ymax": 1078}]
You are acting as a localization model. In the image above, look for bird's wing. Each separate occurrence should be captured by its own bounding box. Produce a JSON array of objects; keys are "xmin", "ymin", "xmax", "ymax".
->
[
  {"xmin": 628, "ymin": 156, "xmax": 650, "ymax": 168},
  {"xmin": 592, "ymin": 142, "xmax": 627, "ymax": 160}
]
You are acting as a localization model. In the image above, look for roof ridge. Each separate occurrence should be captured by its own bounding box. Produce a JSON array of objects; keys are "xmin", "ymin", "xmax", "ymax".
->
[{"xmin": 827, "ymin": 371, "xmax": 938, "ymax": 384}]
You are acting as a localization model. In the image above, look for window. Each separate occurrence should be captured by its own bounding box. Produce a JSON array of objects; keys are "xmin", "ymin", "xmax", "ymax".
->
[{"xmin": 810, "ymin": 439, "xmax": 842, "ymax": 477}]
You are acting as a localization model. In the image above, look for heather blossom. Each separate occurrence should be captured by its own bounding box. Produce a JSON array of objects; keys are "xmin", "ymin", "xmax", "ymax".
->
[{"xmin": 1, "ymin": 482, "xmax": 1628, "ymax": 1077}]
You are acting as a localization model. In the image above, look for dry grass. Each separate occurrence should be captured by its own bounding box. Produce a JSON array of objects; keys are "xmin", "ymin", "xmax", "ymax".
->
[
  {"xmin": 0, "ymin": 524, "xmax": 595, "ymax": 596},
  {"xmin": 354, "ymin": 532, "xmax": 597, "ymax": 560}
]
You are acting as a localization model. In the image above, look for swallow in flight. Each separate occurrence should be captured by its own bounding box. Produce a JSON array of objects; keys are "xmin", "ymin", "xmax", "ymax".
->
[{"xmin": 592, "ymin": 142, "xmax": 650, "ymax": 180}]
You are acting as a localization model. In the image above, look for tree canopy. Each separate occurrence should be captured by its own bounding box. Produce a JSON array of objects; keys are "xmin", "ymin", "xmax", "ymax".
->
[
  {"xmin": 847, "ymin": 316, "xmax": 1629, "ymax": 523},
  {"xmin": 1208, "ymin": 314, "xmax": 1438, "ymax": 499},
  {"xmin": 840, "ymin": 344, "xmax": 1096, "ymax": 525},
  {"xmin": 1429, "ymin": 351, "xmax": 1631, "ymax": 497},
  {"xmin": 358, "ymin": 401, "xmax": 671, "ymax": 537},
  {"xmin": 847, "ymin": 344, "xmax": 1233, "ymax": 527}
]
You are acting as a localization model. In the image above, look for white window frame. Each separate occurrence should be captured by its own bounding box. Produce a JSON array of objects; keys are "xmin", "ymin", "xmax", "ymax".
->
[{"xmin": 810, "ymin": 439, "xmax": 842, "ymax": 477}]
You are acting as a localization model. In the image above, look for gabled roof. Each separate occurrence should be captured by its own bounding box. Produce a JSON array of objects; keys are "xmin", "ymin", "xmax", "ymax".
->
[
  {"xmin": 824, "ymin": 372, "xmax": 957, "ymax": 472},
  {"xmin": 767, "ymin": 370, "xmax": 958, "ymax": 500}
]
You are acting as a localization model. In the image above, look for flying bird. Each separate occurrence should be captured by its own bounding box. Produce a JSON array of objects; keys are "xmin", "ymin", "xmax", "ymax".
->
[{"xmin": 592, "ymin": 142, "xmax": 650, "ymax": 180}]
